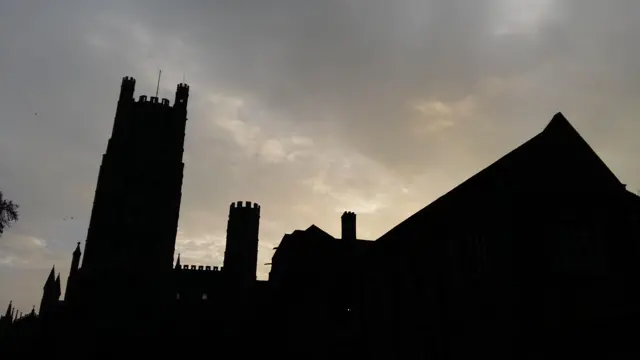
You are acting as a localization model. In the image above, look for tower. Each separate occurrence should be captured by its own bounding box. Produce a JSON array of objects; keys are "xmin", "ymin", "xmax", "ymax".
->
[
  {"xmin": 74, "ymin": 77, "xmax": 190, "ymax": 331},
  {"xmin": 223, "ymin": 201, "xmax": 261, "ymax": 286},
  {"xmin": 81, "ymin": 76, "xmax": 190, "ymax": 276}
]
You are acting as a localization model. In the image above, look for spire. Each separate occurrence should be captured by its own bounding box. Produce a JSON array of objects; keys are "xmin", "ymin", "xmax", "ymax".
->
[
  {"xmin": 55, "ymin": 274, "xmax": 61, "ymax": 297},
  {"xmin": 4, "ymin": 301, "xmax": 12, "ymax": 319},
  {"xmin": 48, "ymin": 265, "xmax": 55, "ymax": 281},
  {"xmin": 30, "ymin": 306, "xmax": 35, "ymax": 316},
  {"xmin": 66, "ymin": 242, "xmax": 82, "ymax": 301},
  {"xmin": 44, "ymin": 265, "xmax": 55, "ymax": 289},
  {"xmin": 174, "ymin": 253, "xmax": 181, "ymax": 269},
  {"xmin": 70, "ymin": 242, "xmax": 82, "ymax": 274}
]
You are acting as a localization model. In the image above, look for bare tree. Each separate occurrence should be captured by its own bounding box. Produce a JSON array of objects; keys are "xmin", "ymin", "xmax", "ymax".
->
[{"xmin": 0, "ymin": 190, "xmax": 19, "ymax": 237}]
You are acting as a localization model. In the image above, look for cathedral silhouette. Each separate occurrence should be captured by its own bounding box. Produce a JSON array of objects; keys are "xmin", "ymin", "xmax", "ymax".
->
[{"xmin": 1, "ymin": 76, "xmax": 639, "ymax": 358}]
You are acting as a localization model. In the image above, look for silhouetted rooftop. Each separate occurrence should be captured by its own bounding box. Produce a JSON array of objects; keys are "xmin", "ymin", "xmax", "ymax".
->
[{"xmin": 377, "ymin": 112, "xmax": 625, "ymax": 244}]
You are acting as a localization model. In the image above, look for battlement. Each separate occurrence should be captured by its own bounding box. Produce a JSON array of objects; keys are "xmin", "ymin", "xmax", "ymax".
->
[
  {"xmin": 177, "ymin": 264, "xmax": 222, "ymax": 272},
  {"xmin": 177, "ymin": 83, "xmax": 189, "ymax": 90},
  {"xmin": 230, "ymin": 201, "xmax": 261, "ymax": 210},
  {"xmin": 136, "ymin": 95, "xmax": 172, "ymax": 106},
  {"xmin": 119, "ymin": 76, "xmax": 136, "ymax": 100},
  {"xmin": 342, "ymin": 211, "xmax": 356, "ymax": 217}
]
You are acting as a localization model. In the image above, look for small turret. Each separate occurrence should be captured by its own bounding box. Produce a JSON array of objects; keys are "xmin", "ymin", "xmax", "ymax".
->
[{"xmin": 109, "ymin": 76, "xmax": 137, "ymax": 142}]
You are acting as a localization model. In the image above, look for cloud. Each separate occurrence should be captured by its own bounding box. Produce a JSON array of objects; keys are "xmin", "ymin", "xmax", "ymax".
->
[
  {"xmin": 0, "ymin": 234, "xmax": 48, "ymax": 268},
  {"xmin": 1, "ymin": 0, "xmax": 640, "ymax": 311}
]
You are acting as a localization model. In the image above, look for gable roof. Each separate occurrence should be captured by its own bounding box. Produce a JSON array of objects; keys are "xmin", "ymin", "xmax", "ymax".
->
[
  {"xmin": 377, "ymin": 112, "xmax": 624, "ymax": 243},
  {"xmin": 542, "ymin": 112, "xmax": 621, "ymax": 185},
  {"xmin": 305, "ymin": 224, "xmax": 335, "ymax": 240}
]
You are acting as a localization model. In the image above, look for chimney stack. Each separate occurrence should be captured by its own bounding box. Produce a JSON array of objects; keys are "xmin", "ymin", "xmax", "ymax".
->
[{"xmin": 341, "ymin": 211, "xmax": 356, "ymax": 241}]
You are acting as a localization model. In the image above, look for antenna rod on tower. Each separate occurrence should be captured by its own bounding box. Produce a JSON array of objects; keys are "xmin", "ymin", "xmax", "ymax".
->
[{"xmin": 155, "ymin": 69, "xmax": 162, "ymax": 97}]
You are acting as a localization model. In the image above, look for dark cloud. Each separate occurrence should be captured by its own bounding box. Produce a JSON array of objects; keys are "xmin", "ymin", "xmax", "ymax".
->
[{"xmin": 105, "ymin": 0, "xmax": 640, "ymax": 174}]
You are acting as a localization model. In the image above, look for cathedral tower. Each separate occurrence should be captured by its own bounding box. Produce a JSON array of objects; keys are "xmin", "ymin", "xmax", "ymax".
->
[
  {"xmin": 223, "ymin": 201, "xmax": 261, "ymax": 286},
  {"xmin": 81, "ymin": 76, "xmax": 189, "ymax": 277}
]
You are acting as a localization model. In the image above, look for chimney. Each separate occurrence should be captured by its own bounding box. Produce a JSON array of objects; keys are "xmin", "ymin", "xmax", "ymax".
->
[{"xmin": 341, "ymin": 211, "xmax": 356, "ymax": 241}]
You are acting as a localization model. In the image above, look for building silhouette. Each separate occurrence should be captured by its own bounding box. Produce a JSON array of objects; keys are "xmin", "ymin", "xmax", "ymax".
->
[{"xmin": 1, "ymin": 76, "xmax": 639, "ymax": 358}]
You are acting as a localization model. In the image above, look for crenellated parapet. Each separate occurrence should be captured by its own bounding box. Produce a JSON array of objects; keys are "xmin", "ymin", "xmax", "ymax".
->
[
  {"xmin": 135, "ymin": 95, "xmax": 172, "ymax": 106},
  {"xmin": 229, "ymin": 201, "xmax": 261, "ymax": 216},
  {"xmin": 175, "ymin": 264, "xmax": 223, "ymax": 272},
  {"xmin": 116, "ymin": 75, "xmax": 188, "ymax": 109}
]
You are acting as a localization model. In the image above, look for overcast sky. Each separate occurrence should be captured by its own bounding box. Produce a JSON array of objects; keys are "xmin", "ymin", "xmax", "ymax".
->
[{"xmin": 1, "ymin": 0, "xmax": 639, "ymax": 312}]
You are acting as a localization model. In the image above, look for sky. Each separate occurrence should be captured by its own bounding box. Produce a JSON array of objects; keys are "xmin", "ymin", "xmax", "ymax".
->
[{"xmin": 1, "ymin": 0, "xmax": 639, "ymax": 313}]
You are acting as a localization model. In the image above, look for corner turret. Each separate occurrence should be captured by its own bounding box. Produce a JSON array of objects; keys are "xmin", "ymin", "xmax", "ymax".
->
[
  {"xmin": 109, "ymin": 76, "xmax": 137, "ymax": 143},
  {"xmin": 174, "ymin": 82, "xmax": 189, "ymax": 108},
  {"xmin": 119, "ymin": 76, "xmax": 136, "ymax": 101}
]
